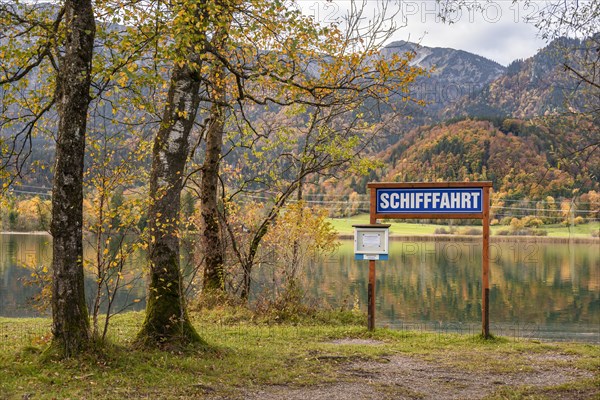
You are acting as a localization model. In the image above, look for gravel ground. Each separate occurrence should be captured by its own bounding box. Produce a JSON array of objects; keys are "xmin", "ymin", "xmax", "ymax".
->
[{"xmin": 224, "ymin": 339, "xmax": 598, "ymax": 400}]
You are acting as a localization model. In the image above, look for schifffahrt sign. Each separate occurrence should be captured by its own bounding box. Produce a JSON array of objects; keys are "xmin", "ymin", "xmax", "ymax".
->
[
  {"xmin": 364, "ymin": 182, "xmax": 492, "ymax": 337},
  {"xmin": 376, "ymin": 188, "xmax": 483, "ymax": 214}
]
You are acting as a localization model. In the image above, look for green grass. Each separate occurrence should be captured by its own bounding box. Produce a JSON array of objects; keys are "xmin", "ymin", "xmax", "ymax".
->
[
  {"xmin": 329, "ymin": 214, "xmax": 448, "ymax": 235},
  {"xmin": 485, "ymin": 378, "xmax": 600, "ymax": 400},
  {"xmin": 1, "ymin": 311, "xmax": 598, "ymax": 399},
  {"xmin": 540, "ymin": 223, "xmax": 599, "ymax": 237},
  {"xmin": 329, "ymin": 214, "xmax": 599, "ymax": 238}
]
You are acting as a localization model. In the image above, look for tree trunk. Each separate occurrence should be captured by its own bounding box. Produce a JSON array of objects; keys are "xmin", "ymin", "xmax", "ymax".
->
[
  {"xmin": 199, "ymin": 19, "xmax": 229, "ymax": 293},
  {"xmin": 239, "ymin": 228, "xmax": 267, "ymax": 300},
  {"xmin": 289, "ymin": 177, "xmax": 304, "ymax": 282},
  {"xmin": 50, "ymin": 0, "xmax": 95, "ymax": 356},
  {"xmin": 200, "ymin": 98, "xmax": 226, "ymax": 292},
  {"xmin": 137, "ymin": 62, "xmax": 203, "ymax": 346},
  {"xmin": 239, "ymin": 211, "xmax": 277, "ymax": 300}
]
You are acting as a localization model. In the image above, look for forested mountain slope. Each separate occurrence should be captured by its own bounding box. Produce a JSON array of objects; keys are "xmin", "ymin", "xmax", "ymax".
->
[
  {"xmin": 381, "ymin": 118, "xmax": 598, "ymax": 197},
  {"xmin": 309, "ymin": 117, "xmax": 598, "ymax": 204},
  {"xmin": 443, "ymin": 37, "xmax": 596, "ymax": 119}
]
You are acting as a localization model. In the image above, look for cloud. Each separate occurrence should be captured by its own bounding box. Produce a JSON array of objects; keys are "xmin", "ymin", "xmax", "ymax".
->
[
  {"xmin": 394, "ymin": 0, "xmax": 547, "ymax": 65},
  {"xmin": 297, "ymin": 0, "xmax": 548, "ymax": 66},
  {"xmin": 404, "ymin": 22, "xmax": 546, "ymax": 65}
]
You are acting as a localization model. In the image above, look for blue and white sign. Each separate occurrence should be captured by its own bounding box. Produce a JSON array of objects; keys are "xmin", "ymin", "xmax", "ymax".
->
[
  {"xmin": 353, "ymin": 224, "xmax": 390, "ymax": 261},
  {"xmin": 355, "ymin": 253, "xmax": 389, "ymax": 261},
  {"xmin": 377, "ymin": 188, "xmax": 483, "ymax": 214}
]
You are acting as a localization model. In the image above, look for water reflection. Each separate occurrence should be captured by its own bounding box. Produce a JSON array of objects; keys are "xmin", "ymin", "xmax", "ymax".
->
[
  {"xmin": 295, "ymin": 239, "xmax": 599, "ymax": 342},
  {"xmin": 1, "ymin": 234, "xmax": 599, "ymax": 342},
  {"xmin": 0, "ymin": 233, "xmax": 146, "ymax": 317}
]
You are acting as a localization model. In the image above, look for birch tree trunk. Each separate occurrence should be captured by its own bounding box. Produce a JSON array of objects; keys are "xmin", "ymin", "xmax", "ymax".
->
[
  {"xmin": 137, "ymin": 62, "xmax": 203, "ymax": 345},
  {"xmin": 50, "ymin": 0, "xmax": 95, "ymax": 356}
]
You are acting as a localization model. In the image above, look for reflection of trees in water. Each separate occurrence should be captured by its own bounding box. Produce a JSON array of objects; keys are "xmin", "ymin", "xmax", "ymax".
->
[
  {"xmin": 0, "ymin": 234, "xmax": 146, "ymax": 317},
  {"xmin": 299, "ymin": 240, "xmax": 599, "ymax": 327},
  {"xmin": 0, "ymin": 234, "xmax": 50, "ymax": 317},
  {"xmin": 0, "ymin": 260, "xmax": 42, "ymax": 317},
  {"xmin": 2, "ymin": 235, "xmax": 598, "ymax": 328},
  {"xmin": 492, "ymin": 242, "xmax": 599, "ymax": 325}
]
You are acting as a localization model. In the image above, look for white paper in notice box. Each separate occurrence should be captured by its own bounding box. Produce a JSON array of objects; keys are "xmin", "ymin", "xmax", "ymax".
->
[{"xmin": 352, "ymin": 224, "xmax": 390, "ymax": 255}]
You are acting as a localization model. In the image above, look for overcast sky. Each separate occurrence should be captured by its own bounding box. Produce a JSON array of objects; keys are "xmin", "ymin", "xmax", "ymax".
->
[{"xmin": 298, "ymin": 1, "xmax": 549, "ymax": 66}]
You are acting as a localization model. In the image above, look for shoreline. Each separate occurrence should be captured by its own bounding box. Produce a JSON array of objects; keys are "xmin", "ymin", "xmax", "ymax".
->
[
  {"xmin": 2, "ymin": 231, "xmax": 598, "ymax": 244},
  {"xmin": 338, "ymin": 233, "xmax": 599, "ymax": 244},
  {"xmin": 0, "ymin": 231, "xmax": 51, "ymax": 235}
]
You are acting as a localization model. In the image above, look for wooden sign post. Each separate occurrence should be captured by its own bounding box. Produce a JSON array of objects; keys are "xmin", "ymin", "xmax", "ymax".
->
[
  {"xmin": 352, "ymin": 224, "xmax": 390, "ymax": 331},
  {"xmin": 366, "ymin": 182, "xmax": 492, "ymax": 338}
]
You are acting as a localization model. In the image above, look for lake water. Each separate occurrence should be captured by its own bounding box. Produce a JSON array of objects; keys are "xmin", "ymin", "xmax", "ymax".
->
[{"xmin": 1, "ymin": 233, "xmax": 598, "ymax": 343}]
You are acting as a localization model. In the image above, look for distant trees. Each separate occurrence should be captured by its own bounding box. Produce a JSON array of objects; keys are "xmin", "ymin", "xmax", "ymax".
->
[{"xmin": 0, "ymin": 195, "xmax": 50, "ymax": 231}]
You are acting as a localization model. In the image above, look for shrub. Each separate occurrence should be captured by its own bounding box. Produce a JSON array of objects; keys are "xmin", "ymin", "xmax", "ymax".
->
[
  {"xmin": 500, "ymin": 217, "xmax": 512, "ymax": 226},
  {"xmin": 496, "ymin": 228, "xmax": 547, "ymax": 236},
  {"xmin": 522, "ymin": 216, "xmax": 543, "ymax": 228},
  {"xmin": 458, "ymin": 227, "xmax": 482, "ymax": 235},
  {"xmin": 510, "ymin": 218, "xmax": 525, "ymax": 231}
]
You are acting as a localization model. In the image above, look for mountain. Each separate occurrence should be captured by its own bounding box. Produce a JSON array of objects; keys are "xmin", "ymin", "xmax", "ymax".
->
[
  {"xmin": 443, "ymin": 37, "xmax": 597, "ymax": 119},
  {"xmin": 311, "ymin": 116, "xmax": 599, "ymax": 204},
  {"xmin": 382, "ymin": 41, "xmax": 505, "ymax": 115},
  {"xmin": 309, "ymin": 38, "xmax": 600, "ymax": 202}
]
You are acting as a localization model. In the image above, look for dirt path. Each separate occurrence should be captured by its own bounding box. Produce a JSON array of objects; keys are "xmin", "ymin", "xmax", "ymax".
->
[{"xmin": 236, "ymin": 340, "xmax": 598, "ymax": 400}]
